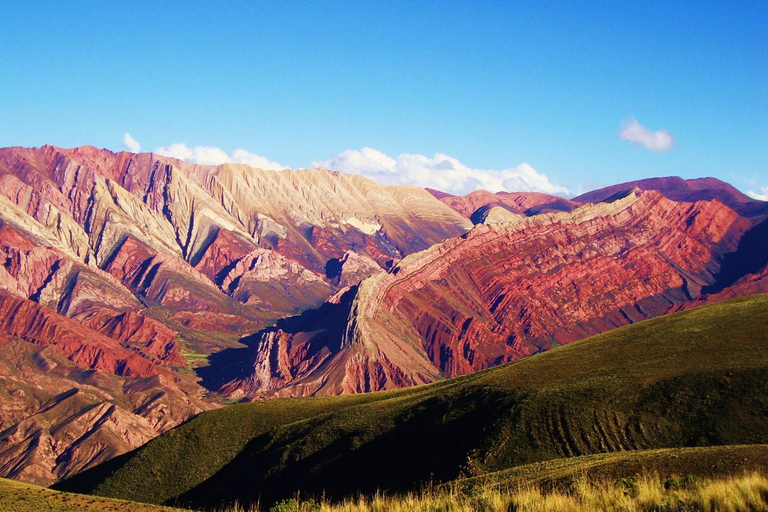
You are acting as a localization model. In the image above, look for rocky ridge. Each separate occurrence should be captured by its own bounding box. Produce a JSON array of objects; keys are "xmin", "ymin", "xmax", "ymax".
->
[
  {"xmin": 0, "ymin": 144, "xmax": 472, "ymax": 484},
  {"xmin": 219, "ymin": 188, "xmax": 768, "ymax": 398}
]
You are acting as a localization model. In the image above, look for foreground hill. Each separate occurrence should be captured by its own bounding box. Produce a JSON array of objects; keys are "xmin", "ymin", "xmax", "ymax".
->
[
  {"xmin": 455, "ymin": 444, "xmax": 768, "ymax": 492},
  {"xmin": 0, "ymin": 477, "xmax": 182, "ymax": 512},
  {"xmin": 6, "ymin": 449, "xmax": 768, "ymax": 512},
  {"xmin": 58, "ymin": 294, "xmax": 768, "ymax": 509}
]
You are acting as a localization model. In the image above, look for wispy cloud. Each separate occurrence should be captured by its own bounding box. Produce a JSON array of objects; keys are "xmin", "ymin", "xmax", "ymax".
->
[
  {"xmin": 153, "ymin": 142, "xmax": 285, "ymax": 170},
  {"xmin": 313, "ymin": 147, "xmax": 571, "ymax": 196},
  {"xmin": 122, "ymin": 132, "xmax": 141, "ymax": 153},
  {"xmin": 618, "ymin": 118, "xmax": 675, "ymax": 152},
  {"xmin": 746, "ymin": 187, "xmax": 768, "ymax": 201}
]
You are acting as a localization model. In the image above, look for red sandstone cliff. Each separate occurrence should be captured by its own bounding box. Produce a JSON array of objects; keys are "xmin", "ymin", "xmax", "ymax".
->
[{"xmin": 219, "ymin": 189, "xmax": 766, "ymax": 398}]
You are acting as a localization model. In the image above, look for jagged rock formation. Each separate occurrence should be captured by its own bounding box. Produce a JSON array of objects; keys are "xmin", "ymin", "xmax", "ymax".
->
[
  {"xmin": 0, "ymin": 144, "xmax": 472, "ymax": 484},
  {"xmin": 0, "ymin": 145, "xmax": 470, "ymax": 327},
  {"xmin": 220, "ymin": 188, "xmax": 768, "ymax": 398}
]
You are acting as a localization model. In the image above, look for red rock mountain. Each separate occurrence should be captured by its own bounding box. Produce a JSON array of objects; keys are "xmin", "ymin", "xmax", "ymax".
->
[
  {"xmin": 218, "ymin": 187, "xmax": 768, "ymax": 398},
  {"xmin": 432, "ymin": 176, "xmax": 768, "ymax": 223},
  {"xmin": 572, "ymin": 176, "xmax": 768, "ymax": 217},
  {"xmin": 429, "ymin": 188, "xmax": 579, "ymax": 223},
  {"xmin": 1, "ymin": 144, "xmax": 766, "ymax": 483},
  {"xmin": 0, "ymin": 144, "xmax": 471, "ymax": 483}
]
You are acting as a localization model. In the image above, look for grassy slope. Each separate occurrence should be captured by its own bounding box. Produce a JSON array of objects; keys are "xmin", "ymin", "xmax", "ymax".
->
[
  {"xmin": 453, "ymin": 444, "xmax": 768, "ymax": 492},
  {"xmin": 57, "ymin": 294, "xmax": 768, "ymax": 509},
  {"xmin": 0, "ymin": 478, "xmax": 182, "ymax": 512}
]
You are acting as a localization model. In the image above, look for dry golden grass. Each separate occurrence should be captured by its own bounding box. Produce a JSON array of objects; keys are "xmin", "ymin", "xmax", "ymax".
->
[{"xmin": 229, "ymin": 471, "xmax": 768, "ymax": 512}]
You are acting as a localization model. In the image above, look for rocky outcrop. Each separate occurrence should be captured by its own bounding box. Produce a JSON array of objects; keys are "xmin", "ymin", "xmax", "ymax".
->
[
  {"xmin": 221, "ymin": 189, "xmax": 762, "ymax": 397},
  {"xmin": 0, "ymin": 292, "xmax": 165, "ymax": 378},
  {"xmin": 73, "ymin": 309, "xmax": 183, "ymax": 367},
  {"xmin": 325, "ymin": 251, "xmax": 384, "ymax": 288},
  {"xmin": 215, "ymin": 286, "xmax": 440, "ymax": 399}
]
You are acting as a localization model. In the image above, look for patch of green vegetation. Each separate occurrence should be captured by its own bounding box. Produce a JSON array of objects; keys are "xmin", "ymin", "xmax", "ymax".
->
[
  {"xmin": 57, "ymin": 294, "xmax": 768, "ymax": 510},
  {"xmin": 141, "ymin": 306, "xmax": 249, "ymax": 357},
  {"xmin": 175, "ymin": 336, "xmax": 211, "ymax": 372}
]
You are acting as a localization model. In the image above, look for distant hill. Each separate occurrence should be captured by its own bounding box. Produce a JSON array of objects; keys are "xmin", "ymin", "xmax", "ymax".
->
[
  {"xmin": 57, "ymin": 294, "xmax": 768, "ymax": 509},
  {"xmin": 573, "ymin": 176, "xmax": 768, "ymax": 217}
]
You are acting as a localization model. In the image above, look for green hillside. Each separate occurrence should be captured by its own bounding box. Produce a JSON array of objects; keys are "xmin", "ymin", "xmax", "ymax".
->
[
  {"xmin": 57, "ymin": 294, "xmax": 768, "ymax": 510},
  {"xmin": 0, "ymin": 477, "xmax": 182, "ymax": 512},
  {"xmin": 452, "ymin": 444, "xmax": 768, "ymax": 492}
]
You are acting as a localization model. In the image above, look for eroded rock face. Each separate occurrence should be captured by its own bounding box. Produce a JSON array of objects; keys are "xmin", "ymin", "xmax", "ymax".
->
[
  {"xmin": 0, "ymin": 337, "xmax": 209, "ymax": 486},
  {"xmin": 0, "ymin": 145, "xmax": 470, "ymax": 322},
  {"xmin": 220, "ymin": 189, "xmax": 764, "ymax": 398},
  {"xmin": 0, "ymin": 144, "xmax": 473, "ymax": 484}
]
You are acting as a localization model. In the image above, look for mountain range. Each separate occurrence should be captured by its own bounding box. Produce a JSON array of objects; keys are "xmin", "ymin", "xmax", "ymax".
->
[
  {"xmin": 0, "ymin": 144, "xmax": 766, "ymax": 486},
  {"xmin": 56, "ymin": 294, "xmax": 768, "ymax": 509}
]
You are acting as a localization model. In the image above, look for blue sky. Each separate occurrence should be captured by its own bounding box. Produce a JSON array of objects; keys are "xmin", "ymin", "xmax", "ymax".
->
[{"xmin": 1, "ymin": 1, "xmax": 765, "ymax": 197}]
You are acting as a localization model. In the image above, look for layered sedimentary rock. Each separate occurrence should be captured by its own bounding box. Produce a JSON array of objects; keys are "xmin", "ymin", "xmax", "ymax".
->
[
  {"xmin": 433, "ymin": 176, "xmax": 768, "ymax": 224},
  {"xmin": 0, "ymin": 144, "xmax": 472, "ymax": 484},
  {"xmin": 0, "ymin": 336, "xmax": 208, "ymax": 486},
  {"xmin": 221, "ymin": 188, "xmax": 765, "ymax": 398},
  {"xmin": 572, "ymin": 176, "xmax": 768, "ymax": 217}
]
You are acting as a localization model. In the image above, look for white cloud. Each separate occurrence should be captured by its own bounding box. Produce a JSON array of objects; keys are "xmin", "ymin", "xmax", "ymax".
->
[
  {"xmin": 153, "ymin": 143, "xmax": 285, "ymax": 170},
  {"xmin": 746, "ymin": 187, "xmax": 768, "ymax": 201},
  {"xmin": 230, "ymin": 149, "xmax": 287, "ymax": 170},
  {"xmin": 313, "ymin": 147, "xmax": 571, "ymax": 196},
  {"xmin": 618, "ymin": 118, "xmax": 675, "ymax": 152},
  {"xmin": 122, "ymin": 133, "xmax": 141, "ymax": 153}
]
